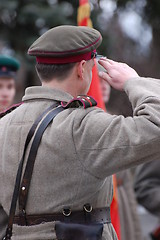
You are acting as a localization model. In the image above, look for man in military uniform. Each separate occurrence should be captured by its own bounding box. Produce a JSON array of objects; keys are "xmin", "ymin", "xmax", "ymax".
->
[
  {"xmin": 1, "ymin": 25, "xmax": 160, "ymax": 240},
  {"xmin": 0, "ymin": 55, "xmax": 20, "ymax": 113}
]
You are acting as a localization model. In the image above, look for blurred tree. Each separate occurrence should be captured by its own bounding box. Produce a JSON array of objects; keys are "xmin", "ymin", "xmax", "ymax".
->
[
  {"xmin": 0, "ymin": 0, "xmax": 78, "ymax": 53},
  {"xmin": 0, "ymin": 0, "xmax": 160, "ymax": 67},
  {"xmin": 116, "ymin": 0, "xmax": 160, "ymax": 78},
  {"xmin": 0, "ymin": 0, "xmax": 160, "ymax": 107},
  {"xmin": 98, "ymin": 0, "xmax": 160, "ymax": 115},
  {"xmin": 0, "ymin": 0, "xmax": 79, "ymax": 88},
  {"xmin": 0, "ymin": 0, "xmax": 105, "ymax": 90}
]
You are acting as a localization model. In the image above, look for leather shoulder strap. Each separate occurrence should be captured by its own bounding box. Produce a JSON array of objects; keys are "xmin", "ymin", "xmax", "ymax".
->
[
  {"xmin": 18, "ymin": 97, "xmax": 96, "ymax": 225},
  {"xmin": 3, "ymin": 102, "xmax": 60, "ymax": 240},
  {"xmin": 61, "ymin": 95, "xmax": 97, "ymax": 109},
  {"xmin": 18, "ymin": 106, "xmax": 65, "ymax": 224}
]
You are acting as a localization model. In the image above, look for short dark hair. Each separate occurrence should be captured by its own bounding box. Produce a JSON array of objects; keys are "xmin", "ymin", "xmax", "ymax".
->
[{"xmin": 35, "ymin": 62, "xmax": 76, "ymax": 82}]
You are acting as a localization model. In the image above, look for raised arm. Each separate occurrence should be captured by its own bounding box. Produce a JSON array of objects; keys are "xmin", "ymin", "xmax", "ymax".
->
[{"xmin": 73, "ymin": 59, "xmax": 160, "ymax": 178}]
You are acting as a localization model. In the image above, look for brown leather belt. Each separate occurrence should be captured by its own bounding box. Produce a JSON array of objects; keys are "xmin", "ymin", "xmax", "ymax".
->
[{"xmin": 13, "ymin": 207, "xmax": 111, "ymax": 226}]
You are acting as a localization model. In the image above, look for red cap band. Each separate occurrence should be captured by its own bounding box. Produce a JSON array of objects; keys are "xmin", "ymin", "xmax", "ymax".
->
[{"xmin": 36, "ymin": 50, "xmax": 96, "ymax": 64}]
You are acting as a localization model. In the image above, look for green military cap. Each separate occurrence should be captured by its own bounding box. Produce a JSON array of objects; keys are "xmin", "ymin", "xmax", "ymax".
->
[
  {"xmin": 0, "ymin": 55, "xmax": 20, "ymax": 78},
  {"xmin": 28, "ymin": 25, "xmax": 102, "ymax": 64}
]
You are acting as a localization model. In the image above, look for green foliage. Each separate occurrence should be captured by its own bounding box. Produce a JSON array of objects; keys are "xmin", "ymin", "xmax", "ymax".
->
[{"xmin": 0, "ymin": 0, "xmax": 77, "ymax": 56}]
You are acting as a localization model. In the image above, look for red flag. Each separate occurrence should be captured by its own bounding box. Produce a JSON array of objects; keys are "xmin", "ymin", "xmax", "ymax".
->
[
  {"xmin": 77, "ymin": 0, "xmax": 93, "ymax": 27},
  {"xmin": 111, "ymin": 175, "xmax": 121, "ymax": 240},
  {"xmin": 88, "ymin": 61, "xmax": 106, "ymax": 109},
  {"xmin": 77, "ymin": 0, "xmax": 105, "ymax": 109}
]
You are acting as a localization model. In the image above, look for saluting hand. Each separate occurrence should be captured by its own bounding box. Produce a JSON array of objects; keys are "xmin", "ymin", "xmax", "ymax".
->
[{"xmin": 98, "ymin": 58, "xmax": 139, "ymax": 91}]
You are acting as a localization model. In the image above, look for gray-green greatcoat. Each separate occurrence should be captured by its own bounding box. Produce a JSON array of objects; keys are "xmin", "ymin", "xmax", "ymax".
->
[{"xmin": 1, "ymin": 77, "xmax": 160, "ymax": 239}]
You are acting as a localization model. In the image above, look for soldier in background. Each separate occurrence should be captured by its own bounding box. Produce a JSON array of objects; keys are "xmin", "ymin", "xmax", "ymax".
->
[{"xmin": 0, "ymin": 55, "xmax": 20, "ymax": 113}]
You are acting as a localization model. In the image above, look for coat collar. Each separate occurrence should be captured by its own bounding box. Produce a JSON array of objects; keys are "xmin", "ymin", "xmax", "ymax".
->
[{"xmin": 22, "ymin": 86, "xmax": 73, "ymax": 103}]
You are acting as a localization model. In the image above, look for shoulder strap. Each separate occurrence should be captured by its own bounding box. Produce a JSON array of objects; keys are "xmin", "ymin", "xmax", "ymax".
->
[
  {"xmin": 3, "ymin": 102, "xmax": 60, "ymax": 240},
  {"xmin": 61, "ymin": 95, "xmax": 97, "ymax": 109},
  {"xmin": 18, "ymin": 96, "xmax": 97, "ymax": 220},
  {"xmin": 18, "ymin": 106, "xmax": 65, "ymax": 222}
]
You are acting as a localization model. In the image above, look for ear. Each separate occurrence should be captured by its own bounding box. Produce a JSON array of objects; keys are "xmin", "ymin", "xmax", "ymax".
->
[{"xmin": 77, "ymin": 60, "xmax": 86, "ymax": 80}]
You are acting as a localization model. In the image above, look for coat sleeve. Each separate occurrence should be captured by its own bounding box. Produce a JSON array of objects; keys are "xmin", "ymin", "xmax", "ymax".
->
[
  {"xmin": 134, "ymin": 160, "xmax": 160, "ymax": 218},
  {"xmin": 73, "ymin": 77, "xmax": 160, "ymax": 179}
]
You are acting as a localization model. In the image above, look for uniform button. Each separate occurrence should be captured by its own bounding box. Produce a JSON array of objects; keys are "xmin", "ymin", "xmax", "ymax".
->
[{"xmin": 22, "ymin": 186, "xmax": 25, "ymax": 191}]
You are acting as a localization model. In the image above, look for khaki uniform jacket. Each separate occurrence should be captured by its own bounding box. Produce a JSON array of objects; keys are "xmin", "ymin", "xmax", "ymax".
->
[{"xmin": 1, "ymin": 77, "xmax": 160, "ymax": 240}]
